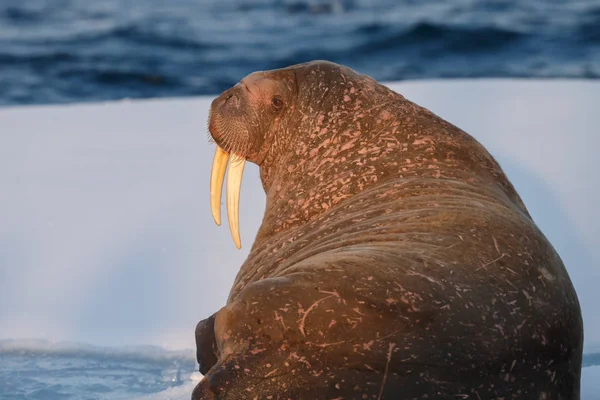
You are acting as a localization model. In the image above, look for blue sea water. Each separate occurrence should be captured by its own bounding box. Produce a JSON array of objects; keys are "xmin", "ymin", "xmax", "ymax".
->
[
  {"xmin": 0, "ymin": 340, "xmax": 198, "ymax": 400},
  {"xmin": 0, "ymin": 0, "xmax": 599, "ymax": 106}
]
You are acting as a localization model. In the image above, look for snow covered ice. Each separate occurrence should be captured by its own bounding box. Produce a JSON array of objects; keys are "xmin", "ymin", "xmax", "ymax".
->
[{"xmin": 0, "ymin": 80, "xmax": 599, "ymax": 398}]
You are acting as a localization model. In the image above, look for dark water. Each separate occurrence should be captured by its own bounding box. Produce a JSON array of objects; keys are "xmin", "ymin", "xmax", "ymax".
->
[
  {"xmin": 0, "ymin": 0, "xmax": 599, "ymax": 106},
  {"xmin": 0, "ymin": 340, "xmax": 197, "ymax": 400}
]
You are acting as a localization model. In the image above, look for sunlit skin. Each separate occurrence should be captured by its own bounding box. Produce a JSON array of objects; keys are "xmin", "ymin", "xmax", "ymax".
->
[{"xmin": 196, "ymin": 61, "xmax": 583, "ymax": 399}]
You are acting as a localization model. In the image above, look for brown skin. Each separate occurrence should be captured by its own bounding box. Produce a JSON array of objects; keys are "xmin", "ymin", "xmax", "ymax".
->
[{"xmin": 194, "ymin": 61, "xmax": 583, "ymax": 399}]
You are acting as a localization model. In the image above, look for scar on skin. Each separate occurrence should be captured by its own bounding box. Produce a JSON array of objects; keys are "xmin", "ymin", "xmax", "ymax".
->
[
  {"xmin": 476, "ymin": 253, "xmax": 507, "ymax": 271},
  {"xmin": 377, "ymin": 342, "xmax": 396, "ymax": 400},
  {"xmin": 298, "ymin": 294, "xmax": 336, "ymax": 336},
  {"xmin": 314, "ymin": 340, "xmax": 348, "ymax": 348},
  {"xmin": 263, "ymin": 368, "xmax": 280, "ymax": 378},
  {"xmin": 274, "ymin": 311, "xmax": 287, "ymax": 330},
  {"xmin": 493, "ymin": 236, "xmax": 500, "ymax": 254}
]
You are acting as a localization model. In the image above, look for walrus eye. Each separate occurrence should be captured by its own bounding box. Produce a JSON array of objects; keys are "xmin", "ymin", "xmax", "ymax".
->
[{"xmin": 271, "ymin": 95, "xmax": 284, "ymax": 111}]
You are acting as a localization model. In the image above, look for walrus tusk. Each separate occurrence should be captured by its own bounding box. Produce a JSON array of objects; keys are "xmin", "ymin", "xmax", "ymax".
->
[
  {"xmin": 226, "ymin": 153, "xmax": 246, "ymax": 249},
  {"xmin": 210, "ymin": 146, "xmax": 246, "ymax": 248},
  {"xmin": 210, "ymin": 146, "xmax": 229, "ymax": 226}
]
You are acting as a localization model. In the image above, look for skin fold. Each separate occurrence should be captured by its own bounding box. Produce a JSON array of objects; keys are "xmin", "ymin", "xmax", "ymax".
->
[{"xmin": 194, "ymin": 61, "xmax": 583, "ymax": 400}]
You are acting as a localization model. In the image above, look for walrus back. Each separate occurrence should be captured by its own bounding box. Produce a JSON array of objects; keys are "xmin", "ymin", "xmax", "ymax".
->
[{"xmin": 228, "ymin": 176, "xmax": 582, "ymax": 398}]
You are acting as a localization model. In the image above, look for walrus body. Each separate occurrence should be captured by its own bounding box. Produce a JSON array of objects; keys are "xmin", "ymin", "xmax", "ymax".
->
[{"xmin": 194, "ymin": 61, "xmax": 583, "ymax": 399}]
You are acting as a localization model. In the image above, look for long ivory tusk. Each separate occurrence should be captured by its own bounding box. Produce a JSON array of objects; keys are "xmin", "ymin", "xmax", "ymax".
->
[
  {"xmin": 210, "ymin": 147, "xmax": 229, "ymax": 226},
  {"xmin": 226, "ymin": 154, "xmax": 246, "ymax": 249}
]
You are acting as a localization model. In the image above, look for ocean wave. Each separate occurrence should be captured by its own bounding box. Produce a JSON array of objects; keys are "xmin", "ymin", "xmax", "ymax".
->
[
  {"xmin": 65, "ymin": 23, "xmax": 222, "ymax": 52},
  {"xmin": 82, "ymin": 69, "xmax": 179, "ymax": 88},
  {"xmin": 0, "ymin": 51, "xmax": 76, "ymax": 65},
  {"xmin": 584, "ymin": 352, "xmax": 600, "ymax": 368},
  {"xmin": 111, "ymin": 26, "xmax": 220, "ymax": 51},
  {"xmin": 0, "ymin": 339, "xmax": 199, "ymax": 399},
  {"xmin": 577, "ymin": 14, "xmax": 600, "ymax": 43},
  {"xmin": 0, "ymin": 0, "xmax": 598, "ymax": 106},
  {"xmin": 3, "ymin": 22, "xmax": 221, "ymax": 51},
  {"xmin": 354, "ymin": 22, "xmax": 524, "ymax": 55},
  {"xmin": 1, "ymin": 6, "xmax": 45, "ymax": 23},
  {"xmin": 0, "ymin": 338, "xmax": 196, "ymax": 365}
]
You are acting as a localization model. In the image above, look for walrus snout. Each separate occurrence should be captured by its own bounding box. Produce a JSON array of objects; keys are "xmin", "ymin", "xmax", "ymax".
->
[
  {"xmin": 207, "ymin": 86, "xmax": 244, "ymax": 147},
  {"xmin": 210, "ymin": 87, "xmax": 242, "ymax": 113}
]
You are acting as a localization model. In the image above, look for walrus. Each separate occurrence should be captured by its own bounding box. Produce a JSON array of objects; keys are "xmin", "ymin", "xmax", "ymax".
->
[{"xmin": 193, "ymin": 61, "xmax": 583, "ymax": 399}]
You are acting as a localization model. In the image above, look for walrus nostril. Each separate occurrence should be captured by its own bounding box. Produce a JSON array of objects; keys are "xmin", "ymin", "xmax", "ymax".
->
[{"xmin": 223, "ymin": 92, "xmax": 234, "ymax": 105}]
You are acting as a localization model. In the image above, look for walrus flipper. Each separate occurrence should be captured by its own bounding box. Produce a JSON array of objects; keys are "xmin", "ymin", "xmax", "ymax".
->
[{"xmin": 195, "ymin": 313, "xmax": 218, "ymax": 375}]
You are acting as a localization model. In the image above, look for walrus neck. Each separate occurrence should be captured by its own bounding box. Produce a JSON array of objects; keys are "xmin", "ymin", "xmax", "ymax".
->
[
  {"xmin": 252, "ymin": 105, "xmax": 387, "ymax": 247},
  {"xmin": 252, "ymin": 97, "xmax": 529, "ymax": 250}
]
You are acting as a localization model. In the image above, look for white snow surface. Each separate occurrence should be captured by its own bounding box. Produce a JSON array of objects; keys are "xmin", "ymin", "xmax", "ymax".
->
[{"xmin": 0, "ymin": 79, "xmax": 599, "ymax": 397}]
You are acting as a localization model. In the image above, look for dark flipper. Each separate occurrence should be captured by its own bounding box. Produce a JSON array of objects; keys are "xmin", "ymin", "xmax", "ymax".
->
[{"xmin": 195, "ymin": 313, "xmax": 218, "ymax": 375}]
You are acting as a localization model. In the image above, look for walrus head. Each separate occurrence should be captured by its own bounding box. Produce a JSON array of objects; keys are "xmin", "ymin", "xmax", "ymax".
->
[
  {"xmin": 208, "ymin": 60, "xmax": 398, "ymax": 249},
  {"xmin": 208, "ymin": 66, "xmax": 300, "ymax": 248}
]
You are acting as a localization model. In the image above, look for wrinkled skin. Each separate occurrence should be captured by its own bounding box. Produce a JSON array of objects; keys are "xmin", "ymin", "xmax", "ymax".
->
[{"xmin": 194, "ymin": 61, "xmax": 583, "ymax": 399}]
